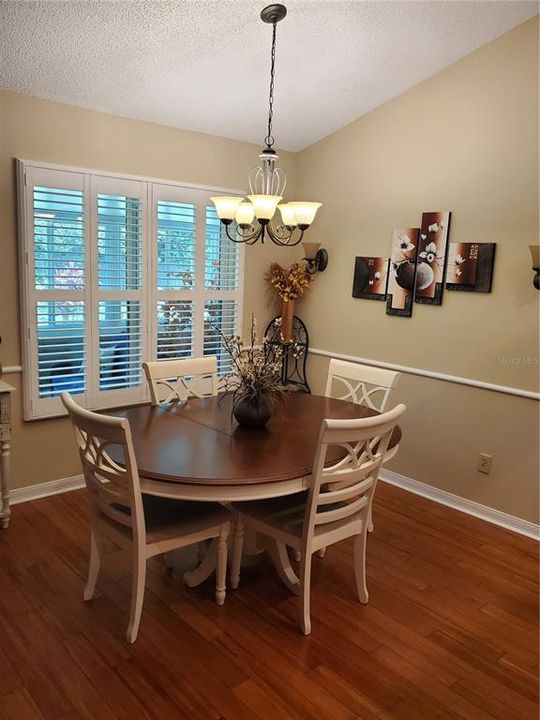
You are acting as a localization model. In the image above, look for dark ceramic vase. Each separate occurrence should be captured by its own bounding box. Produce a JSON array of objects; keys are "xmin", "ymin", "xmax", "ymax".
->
[{"xmin": 233, "ymin": 396, "xmax": 272, "ymax": 428}]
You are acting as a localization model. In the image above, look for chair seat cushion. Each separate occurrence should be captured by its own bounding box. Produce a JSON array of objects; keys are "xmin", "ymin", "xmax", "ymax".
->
[
  {"xmin": 232, "ymin": 493, "xmax": 308, "ymax": 538},
  {"xmin": 232, "ymin": 491, "xmax": 352, "ymax": 540},
  {"xmin": 143, "ymin": 496, "xmax": 231, "ymax": 543},
  {"xmin": 104, "ymin": 496, "xmax": 231, "ymax": 544}
]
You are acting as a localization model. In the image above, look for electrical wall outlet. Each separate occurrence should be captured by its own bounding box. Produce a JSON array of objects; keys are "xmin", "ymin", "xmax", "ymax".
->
[{"xmin": 478, "ymin": 453, "xmax": 493, "ymax": 475}]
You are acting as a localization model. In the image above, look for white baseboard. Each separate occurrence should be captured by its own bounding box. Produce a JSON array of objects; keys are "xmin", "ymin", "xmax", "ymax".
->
[
  {"xmin": 10, "ymin": 475, "xmax": 84, "ymax": 505},
  {"xmin": 380, "ymin": 469, "xmax": 540, "ymax": 541},
  {"xmin": 8, "ymin": 470, "xmax": 539, "ymax": 541}
]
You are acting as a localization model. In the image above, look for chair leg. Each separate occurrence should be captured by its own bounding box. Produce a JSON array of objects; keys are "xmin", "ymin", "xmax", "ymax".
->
[
  {"xmin": 230, "ymin": 516, "xmax": 244, "ymax": 590},
  {"xmin": 300, "ymin": 552, "xmax": 313, "ymax": 635},
  {"xmin": 216, "ymin": 524, "xmax": 229, "ymax": 606},
  {"xmin": 296, "ymin": 547, "xmax": 327, "ymax": 560},
  {"xmin": 367, "ymin": 505, "xmax": 374, "ymax": 533},
  {"xmin": 354, "ymin": 530, "xmax": 369, "ymax": 604},
  {"xmin": 83, "ymin": 530, "xmax": 101, "ymax": 601},
  {"xmin": 126, "ymin": 550, "xmax": 146, "ymax": 644}
]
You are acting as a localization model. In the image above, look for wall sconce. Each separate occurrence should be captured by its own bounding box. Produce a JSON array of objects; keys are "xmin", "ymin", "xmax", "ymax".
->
[
  {"xmin": 302, "ymin": 242, "xmax": 328, "ymax": 275},
  {"xmin": 530, "ymin": 245, "xmax": 539, "ymax": 289}
]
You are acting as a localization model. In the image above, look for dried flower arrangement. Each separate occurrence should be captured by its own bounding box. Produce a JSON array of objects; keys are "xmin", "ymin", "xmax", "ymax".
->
[
  {"xmin": 216, "ymin": 315, "xmax": 287, "ymax": 425},
  {"xmin": 266, "ymin": 262, "xmax": 314, "ymax": 303}
]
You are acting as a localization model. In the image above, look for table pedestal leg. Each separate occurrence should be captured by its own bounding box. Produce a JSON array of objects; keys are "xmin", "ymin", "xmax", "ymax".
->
[
  {"xmin": 183, "ymin": 539, "xmax": 217, "ymax": 587},
  {"xmin": 265, "ymin": 539, "xmax": 300, "ymax": 595},
  {"xmin": 183, "ymin": 534, "xmax": 301, "ymax": 597},
  {"xmin": 243, "ymin": 527, "xmax": 265, "ymax": 555}
]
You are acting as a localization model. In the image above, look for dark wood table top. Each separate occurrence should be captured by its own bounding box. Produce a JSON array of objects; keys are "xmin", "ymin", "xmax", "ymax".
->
[{"xmin": 109, "ymin": 393, "xmax": 401, "ymax": 487}]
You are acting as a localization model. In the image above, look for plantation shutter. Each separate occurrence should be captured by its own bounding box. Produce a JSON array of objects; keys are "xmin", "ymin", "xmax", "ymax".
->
[
  {"xmin": 151, "ymin": 184, "xmax": 197, "ymax": 363},
  {"xmin": 22, "ymin": 166, "xmax": 89, "ymax": 418},
  {"xmin": 19, "ymin": 160, "xmax": 244, "ymax": 420},
  {"xmin": 150, "ymin": 185, "xmax": 243, "ymax": 374},
  {"xmin": 90, "ymin": 176, "xmax": 148, "ymax": 408}
]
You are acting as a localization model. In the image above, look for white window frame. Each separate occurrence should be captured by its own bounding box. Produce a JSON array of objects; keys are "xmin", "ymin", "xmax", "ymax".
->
[{"xmin": 17, "ymin": 159, "xmax": 245, "ymax": 420}]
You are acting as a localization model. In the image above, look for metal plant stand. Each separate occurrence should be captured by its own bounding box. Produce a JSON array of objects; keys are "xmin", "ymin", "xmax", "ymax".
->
[{"xmin": 264, "ymin": 315, "xmax": 310, "ymax": 393}]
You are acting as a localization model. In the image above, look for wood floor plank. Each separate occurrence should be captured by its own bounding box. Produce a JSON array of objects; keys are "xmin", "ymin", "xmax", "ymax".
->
[
  {"xmin": 0, "ymin": 688, "xmax": 47, "ymax": 720},
  {"xmin": 308, "ymin": 665, "xmax": 399, "ymax": 720},
  {"xmin": 113, "ymin": 658, "xmax": 196, "ymax": 720},
  {"xmin": 232, "ymin": 678, "xmax": 308, "ymax": 720},
  {"xmin": 450, "ymin": 675, "xmax": 536, "ymax": 720},
  {"xmin": 63, "ymin": 635, "xmax": 154, "ymax": 720},
  {"xmin": 0, "ymin": 483, "xmax": 537, "ymax": 720},
  {"xmin": 373, "ymin": 645, "xmax": 497, "ymax": 720},
  {"xmin": 0, "ymin": 616, "xmax": 74, "ymax": 720},
  {"xmin": 0, "ymin": 645, "xmax": 23, "ymax": 699}
]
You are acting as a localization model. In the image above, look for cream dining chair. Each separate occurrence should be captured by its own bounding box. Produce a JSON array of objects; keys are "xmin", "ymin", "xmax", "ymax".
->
[
  {"xmin": 142, "ymin": 356, "xmax": 218, "ymax": 405},
  {"xmin": 325, "ymin": 358, "xmax": 400, "ymax": 413},
  {"xmin": 324, "ymin": 358, "xmax": 400, "ymax": 538},
  {"xmin": 230, "ymin": 404, "xmax": 406, "ymax": 635},
  {"xmin": 143, "ymin": 356, "xmax": 220, "ymax": 566},
  {"xmin": 61, "ymin": 392, "xmax": 231, "ymax": 644}
]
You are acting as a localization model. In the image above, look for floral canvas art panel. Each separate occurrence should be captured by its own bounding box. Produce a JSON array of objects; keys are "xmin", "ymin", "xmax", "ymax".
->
[
  {"xmin": 415, "ymin": 211, "xmax": 451, "ymax": 305},
  {"xmin": 352, "ymin": 257, "xmax": 389, "ymax": 301},
  {"xmin": 386, "ymin": 228, "xmax": 420, "ymax": 317},
  {"xmin": 445, "ymin": 242, "xmax": 478, "ymax": 286},
  {"xmin": 445, "ymin": 243, "xmax": 496, "ymax": 293}
]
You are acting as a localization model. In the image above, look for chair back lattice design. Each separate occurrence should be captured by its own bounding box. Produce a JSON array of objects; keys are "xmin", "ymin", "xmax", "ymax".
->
[
  {"xmin": 325, "ymin": 359, "xmax": 400, "ymax": 412},
  {"xmin": 61, "ymin": 392, "xmax": 145, "ymax": 542},
  {"xmin": 304, "ymin": 404, "xmax": 406, "ymax": 539},
  {"xmin": 143, "ymin": 356, "xmax": 218, "ymax": 406}
]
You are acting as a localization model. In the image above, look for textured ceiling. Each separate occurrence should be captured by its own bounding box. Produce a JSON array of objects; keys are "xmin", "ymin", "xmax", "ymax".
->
[{"xmin": 0, "ymin": 1, "xmax": 537, "ymax": 151}]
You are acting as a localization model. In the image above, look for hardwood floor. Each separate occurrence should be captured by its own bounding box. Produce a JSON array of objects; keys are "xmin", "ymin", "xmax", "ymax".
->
[{"xmin": 0, "ymin": 483, "xmax": 537, "ymax": 719}]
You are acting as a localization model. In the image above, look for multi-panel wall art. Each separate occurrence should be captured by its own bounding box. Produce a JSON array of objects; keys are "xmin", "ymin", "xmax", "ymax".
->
[
  {"xmin": 352, "ymin": 210, "xmax": 496, "ymax": 318},
  {"xmin": 352, "ymin": 256, "xmax": 389, "ymax": 301}
]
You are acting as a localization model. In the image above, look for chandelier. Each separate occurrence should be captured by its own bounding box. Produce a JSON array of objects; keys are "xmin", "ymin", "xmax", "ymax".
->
[{"xmin": 211, "ymin": 3, "xmax": 322, "ymax": 247}]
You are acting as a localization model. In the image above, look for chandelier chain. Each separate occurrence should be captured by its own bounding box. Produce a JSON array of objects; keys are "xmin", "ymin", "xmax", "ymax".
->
[
  {"xmin": 212, "ymin": 5, "xmax": 321, "ymax": 247},
  {"xmin": 264, "ymin": 20, "xmax": 277, "ymax": 149}
]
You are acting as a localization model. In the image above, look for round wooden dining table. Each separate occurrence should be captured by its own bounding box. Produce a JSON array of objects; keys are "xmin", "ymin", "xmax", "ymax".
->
[
  {"xmin": 112, "ymin": 392, "xmax": 401, "ymax": 502},
  {"xmin": 110, "ymin": 393, "xmax": 402, "ymax": 592}
]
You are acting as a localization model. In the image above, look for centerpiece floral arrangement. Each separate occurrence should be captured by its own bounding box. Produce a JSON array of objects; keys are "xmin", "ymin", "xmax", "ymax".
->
[
  {"xmin": 216, "ymin": 315, "xmax": 286, "ymax": 428},
  {"xmin": 266, "ymin": 262, "xmax": 314, "ymax": 342}
]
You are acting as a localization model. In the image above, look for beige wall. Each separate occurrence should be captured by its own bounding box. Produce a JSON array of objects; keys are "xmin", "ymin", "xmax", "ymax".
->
[
  {"xmin": 1, "ymin": 17, "xmax": 538, "ymax": 524},
  {"xmin": 0, "ymin": 90, "xmax": 293, "ymax": 488},
  {"xmin": 295, "ymin": 17, "xmax": 539, "ymax": 523}
]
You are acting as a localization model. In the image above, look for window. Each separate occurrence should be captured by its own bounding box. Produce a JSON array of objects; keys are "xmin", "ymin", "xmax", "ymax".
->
[{"xmin": 18, "ymin": 161, "xmax": 244, "ymax": 419}]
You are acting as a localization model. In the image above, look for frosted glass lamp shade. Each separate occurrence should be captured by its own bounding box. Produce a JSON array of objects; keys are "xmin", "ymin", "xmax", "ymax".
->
[
  {"xmin": 247, "ymin": 195, "xmax": 282, "ymax": 221},
  {"xmin": 211, "ymin": 196, "xmax": 244, "ymax": 221},
  {"xmin": 302, "ymin": 242, "xmax": 321, "ymax": 260},
  {"xmin": 288, "ymin": 202, "xmax": 322, "ymax": 227},
  {"xmin": 278, "ymin": 204, "xmax": 297, "ymax": 227},
  {"xmin": 235, "ymin": 202, "xmax": 255, "ymax": 226}
]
